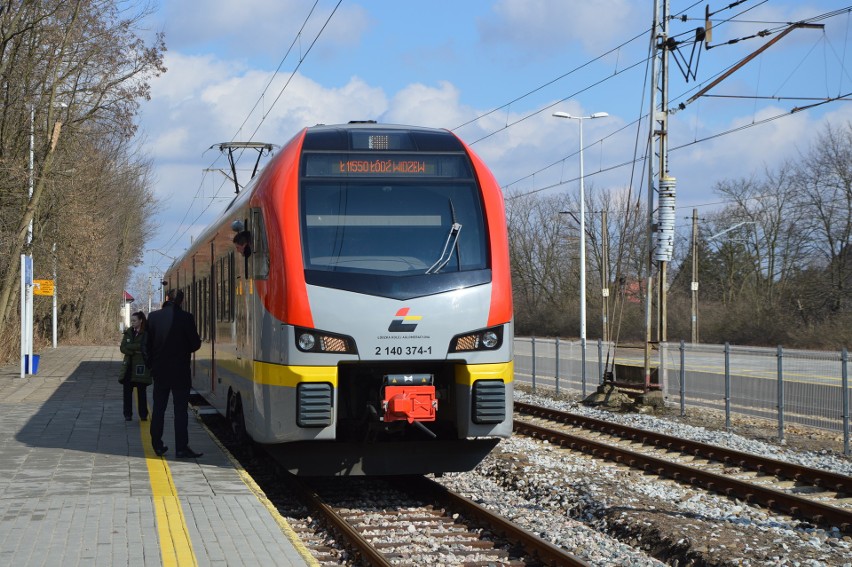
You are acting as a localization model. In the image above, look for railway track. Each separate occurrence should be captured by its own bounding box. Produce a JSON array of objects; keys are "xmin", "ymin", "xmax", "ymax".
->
[
  {"xmin": 281, "ymin": 474, "xmax": 590, "ymax": 566},
  {"xmin": 195, "ymin": 405, "xmax": 590, "ymax": 566},
  {"xmin": 514, "ymin": 401, "xmax": 852, "ymax": 534}
]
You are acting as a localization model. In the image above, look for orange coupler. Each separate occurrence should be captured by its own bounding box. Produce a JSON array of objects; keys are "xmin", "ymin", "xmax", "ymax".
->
[{"xmin": 382, "ymin": 385, "xmax": 437, "ymax": 423}]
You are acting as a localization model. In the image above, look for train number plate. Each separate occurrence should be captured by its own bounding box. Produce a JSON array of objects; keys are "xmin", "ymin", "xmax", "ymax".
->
[{"xmin": 374, "ymin": 344, "xmax": 433, "ymax": 356}]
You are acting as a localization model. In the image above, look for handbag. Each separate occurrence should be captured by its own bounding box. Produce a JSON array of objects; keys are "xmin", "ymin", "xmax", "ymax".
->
[{"xmin": 118, "ymin": 359, "xmax": 130, "ymax": 384}]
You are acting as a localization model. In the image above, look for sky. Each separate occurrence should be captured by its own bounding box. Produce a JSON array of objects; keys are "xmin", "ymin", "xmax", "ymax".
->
[{"xmin": 131, "ymin": 0, "xmax": 852, "ymax": 300}]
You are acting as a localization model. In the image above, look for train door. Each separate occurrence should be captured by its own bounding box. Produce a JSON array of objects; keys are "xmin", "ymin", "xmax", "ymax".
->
[
  {"xmin": 235, "ymin": 216, "xmax": 252, "ymax": 368},
  {"xmin": 209, "ymin": 240, "xmax": 216, "ymax": 392}
]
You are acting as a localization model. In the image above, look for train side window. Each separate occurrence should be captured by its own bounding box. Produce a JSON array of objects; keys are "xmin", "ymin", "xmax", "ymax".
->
[
  {"xmin": 229, "ymin": 251, "xmax": 236, "ymax": 321},
  {"xmin": 251, "ymin": 208, "xmax": 269, "ymax": 280},
  {"xmin": 220, "ymin": 255, "xmax": 230, "ymax": 322}
]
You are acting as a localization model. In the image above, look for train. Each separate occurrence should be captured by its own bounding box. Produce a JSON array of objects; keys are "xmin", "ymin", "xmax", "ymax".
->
[{"xmin": 161, "ymin": 122, "xmax": 513, "ymax": 475}]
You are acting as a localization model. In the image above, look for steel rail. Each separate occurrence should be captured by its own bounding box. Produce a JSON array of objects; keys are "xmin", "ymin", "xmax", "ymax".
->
[
  {"xmin": 409, "ymin": 476, "xmax": 592, "ymax": 567},
  {"xmin": 285, "ymin": 474, "xmax": 393, "ymax": 567},
  {"xmin": 513, "ymin": 417, "xmax": 852, "ymax": 534},
  {"xmin": 515, "ymin": 401, "xmax": 852, "ymax": 494}
]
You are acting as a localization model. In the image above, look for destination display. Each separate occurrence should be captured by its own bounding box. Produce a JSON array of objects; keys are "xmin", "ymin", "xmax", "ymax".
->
[{"xmin": 303, "ymin": 153, "xmax": 471, "ymax": 178}]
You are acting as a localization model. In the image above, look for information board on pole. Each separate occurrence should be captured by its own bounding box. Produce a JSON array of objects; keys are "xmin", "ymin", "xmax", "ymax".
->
[
  {"xmin": 33, "ymin": 279, "xmax": 54, "ymax": 296},
  {"xmin": 24, "ymin": 255, "xmax": 33, "ymax": 285}
]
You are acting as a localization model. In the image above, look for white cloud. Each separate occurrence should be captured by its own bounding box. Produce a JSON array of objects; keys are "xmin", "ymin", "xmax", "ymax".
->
[
  {"xmin": 384, "ymin": 81, "xmax": 469, "ymax": 128},
  {"xmin": 479, "ymin": 0, "xmax": 642, "ymax": 56},
  {"xmin": 158, "ymin": 0, "xmax": 369, "ymax": 62}
]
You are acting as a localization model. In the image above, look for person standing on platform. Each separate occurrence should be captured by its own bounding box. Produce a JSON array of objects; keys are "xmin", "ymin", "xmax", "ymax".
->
[
  {"xmin": 119, "ymin": 311, "xmax": 152, "ymax": 421},
  {"xmin": 143, "ymin": 289, "xmax": 203, "ymax": 458}
]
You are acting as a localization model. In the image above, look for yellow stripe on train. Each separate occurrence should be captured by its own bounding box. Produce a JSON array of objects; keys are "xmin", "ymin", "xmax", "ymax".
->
[
  {"xmin": 251, "ymin": 360, "xmax": 514, "ymax": 388},
  {"xmin": 454, "ymin": 361, "xmax": 514, "ymax": 386},
  {"xmin": 254, "ymin": 361, "xmax": 339, "ymax": 387}
]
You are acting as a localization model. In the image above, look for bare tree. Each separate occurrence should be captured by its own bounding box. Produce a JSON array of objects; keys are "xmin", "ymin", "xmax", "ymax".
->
[
  {"xmin": 585, "ymin": 186, "xmax": 647, "ymax": 342},
  {"xmin": 713, "ymin": 165, "xmax": 808, "ymax": 304},
  {"xmin": 793, "ymin": 122, "xmax": 852, "ymax": 318},
  {"xmin": 0, "ymin": 0, "xmax": 165, "ymax": 354},
  {"xmin": 505, "ymin": 190, "xmax": 576, "ymax": 335}
]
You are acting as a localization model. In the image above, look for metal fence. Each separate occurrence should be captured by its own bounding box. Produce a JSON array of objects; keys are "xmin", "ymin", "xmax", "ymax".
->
[{"xmin": 513, "ymin": 337, "xmax": 851, "ymax": 455}]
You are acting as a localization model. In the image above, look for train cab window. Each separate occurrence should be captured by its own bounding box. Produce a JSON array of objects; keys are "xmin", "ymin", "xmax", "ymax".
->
[{"xmin": 301, "ymin": 182, "xmax": 487, "ymax": 276}]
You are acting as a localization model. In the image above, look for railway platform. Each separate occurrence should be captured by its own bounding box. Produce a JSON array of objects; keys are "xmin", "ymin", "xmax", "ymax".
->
[{"xmin": 0, "ymin": 345, "xmax": 317, "ymax": 567}]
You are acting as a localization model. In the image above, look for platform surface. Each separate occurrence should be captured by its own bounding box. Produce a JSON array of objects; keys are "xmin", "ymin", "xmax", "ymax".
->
[{"xmin": 0, "ymin": 345, "xmax": 317, "ymax": 566}]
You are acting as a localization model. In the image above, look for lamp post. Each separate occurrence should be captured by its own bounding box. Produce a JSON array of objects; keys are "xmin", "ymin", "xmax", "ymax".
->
[{"xmin": 552, "ymin": 111, "xmax": 608, "ymax": 343}]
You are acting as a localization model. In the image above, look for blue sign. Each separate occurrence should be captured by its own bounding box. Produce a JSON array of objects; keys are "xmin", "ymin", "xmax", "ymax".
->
[{"xmin": 24, "ymin": 255, "xmax": 33, "ymax": 285}]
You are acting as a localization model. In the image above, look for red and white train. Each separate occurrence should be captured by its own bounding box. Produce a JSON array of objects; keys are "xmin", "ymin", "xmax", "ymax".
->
[{"xmin": 162, "ymin": 122, "xmax": 513, "ymax": 475}]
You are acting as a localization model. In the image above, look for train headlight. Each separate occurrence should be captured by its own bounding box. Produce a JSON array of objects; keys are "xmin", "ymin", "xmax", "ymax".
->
[
  {"xmin": 295, "ymin": 328, "xmax": 357, "ymax": 354},
  {"xmin": 482, "ymin": 331, "xmax": 499, "ymax": 348},
  {"xmin": 298, "ymin": 333, "xmax": 316, "ymax": 351},
  {"xmin": 449, "ymin": 326, "xmax": 504, "ymax": 352}
]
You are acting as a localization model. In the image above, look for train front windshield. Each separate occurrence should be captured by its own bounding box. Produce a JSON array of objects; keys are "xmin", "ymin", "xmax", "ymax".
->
[{"xmin": 300, "ymin": 151, "xmax": 489, "ymax": 297}]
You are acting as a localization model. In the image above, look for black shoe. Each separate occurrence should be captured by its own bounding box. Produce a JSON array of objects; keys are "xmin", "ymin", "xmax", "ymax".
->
[
  {"xmin": 154, "ymin": 446, "xmax": 168, "ymax": 456},
  {"xmin": 176, "ymin": 448, "xmax": 203, "ymax": 458},
  {"xmin": 125, "ymin": 415, "xmax": 132, "ymax": 421}
]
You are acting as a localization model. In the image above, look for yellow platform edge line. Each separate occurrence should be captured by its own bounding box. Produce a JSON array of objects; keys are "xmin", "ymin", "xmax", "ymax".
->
[
  {"xmin": 140, "ymin": 418, "xmax": 199, "ymax": 567},
  {"xmin": 194, "ymin": 411, "xmax": 321, "ymax": 566}
]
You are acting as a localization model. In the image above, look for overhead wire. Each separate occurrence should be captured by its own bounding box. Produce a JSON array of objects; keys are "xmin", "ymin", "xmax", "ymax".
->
[
  {"xmin": 452, "ymin": 28, "xmax": 649, "ymax": 132},
  {"xmin": 151, "ymin": 0, "xmax": 341, "ymax": 264},
  {"xmin": 500, "ymin": 3, "xmax": 852, "ymax": 206}
]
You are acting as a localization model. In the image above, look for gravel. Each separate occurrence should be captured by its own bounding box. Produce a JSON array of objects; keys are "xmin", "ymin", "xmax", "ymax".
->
[{"xmin": 432, "ymin": 387, "xmax": 852, "ymax": 567}]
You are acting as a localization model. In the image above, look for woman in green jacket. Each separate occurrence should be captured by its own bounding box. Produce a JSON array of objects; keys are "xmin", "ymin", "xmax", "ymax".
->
[{"xmin": 119, "ymin": 311, "xmax": 152, "ymax": 421}]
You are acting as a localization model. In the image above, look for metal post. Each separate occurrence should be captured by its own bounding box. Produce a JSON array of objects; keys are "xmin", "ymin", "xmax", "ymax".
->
[
  {"xmin": 52, "ymin": 242, "xmax": 57, "ymax": 348},
  {"xmin": 20, "ymin": 255, "xmax": 26, "ymax": 378},
  {"xmin": 597, "ymin": 338, "xmax": 603, "ymax": 385},
  {"xmin": 777, "ymin": 345, "xmax": 785, "ymax": 443},
  {"xmin": 724, "ymin": 342, "xmax": 731, "ymax": 432},
  {"xmin": 28, "ymin": 106, "xmax": 34, "ymax": 245},
  {"xmin": 26, "ymin": 105, "xmax": 34, "ymax": 372},
  {"xmin": 581, "ymin": 337, "xmax": 587, "ymax": 397},
  {"xmin": 601, "ymin": 210, "xmax": 609, "ymax": 344},
  {"xmin": 555, "ymin": 336, "xmax": 560, "ymax": 395},
  {"xmin": 643, "ymin": 0, "xmax": 661, "ymax": 391},
  {"xmin": 680, "ymin": 340, "xmax": 686, "ymax": 416},
  {"xmin": 841, "ymin": 348, "xmax": 849, "ymax": 456},
  {"xmin": 552, "ymin": 111, "xmax": 607, "ymax": 351},
  {"xmin": 578, "ymin": 118, "xmax": 587, "ymax": 345},
  {"xmin": 531, "ymin": 336, "xmax": 536, "ymax": 393},
  {"xmin": 691, "ymin": 209, "xmax": 699, "ymax": 343}
]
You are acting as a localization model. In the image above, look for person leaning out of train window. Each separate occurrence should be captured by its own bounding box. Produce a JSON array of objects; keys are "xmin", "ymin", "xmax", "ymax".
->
[
  {"xmin": 119, "ymin": 311, "xmax": 152, "ymax": 421},
  {"xmin": 233, "ymin": 230, "xmax": 252, "ymax": 257}
]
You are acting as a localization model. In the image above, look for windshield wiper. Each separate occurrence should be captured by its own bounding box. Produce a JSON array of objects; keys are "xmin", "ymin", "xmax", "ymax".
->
[{"xmin": 426, "ymin": 222, "xmax": 462, "ymax": 274}]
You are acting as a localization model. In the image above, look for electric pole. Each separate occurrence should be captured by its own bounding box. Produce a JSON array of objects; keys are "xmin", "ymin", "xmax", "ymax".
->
[
  {"xmin": 643, "ymin": 0, "xmax": 678, "ymax": 391},
  {"xmin": 601, "ymin": 210, "xmax": 610, "ymax": 345},
  {"xmin": 691, "ymin": 209, "xmax": 699, "ymax": 343}
]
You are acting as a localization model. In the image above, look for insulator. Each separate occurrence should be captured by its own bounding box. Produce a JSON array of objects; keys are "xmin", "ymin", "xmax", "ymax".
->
[{"xmin": 654, "ymin": 176, "xmax": 676, "ymax": 262}]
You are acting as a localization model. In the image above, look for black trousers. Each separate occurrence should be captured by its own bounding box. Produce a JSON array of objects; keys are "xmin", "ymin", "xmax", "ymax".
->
[
  {"xmin": 123, "ymin": 379, "xmax": 149, "ymax": 419},
  {"xmin": 150, "ymin": 379, "xmax": 190, "ymax": 452}
]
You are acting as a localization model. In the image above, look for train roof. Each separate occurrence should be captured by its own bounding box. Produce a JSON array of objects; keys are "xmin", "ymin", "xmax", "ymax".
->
[{"xmin": 302, "ymin": 122, "xmax": 464, "ymax": 152}]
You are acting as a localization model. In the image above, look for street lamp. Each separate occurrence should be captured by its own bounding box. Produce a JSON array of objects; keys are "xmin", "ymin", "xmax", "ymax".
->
[{"xmin": 552, "ymin": 111, "xmax": 608, "ymax": 343}]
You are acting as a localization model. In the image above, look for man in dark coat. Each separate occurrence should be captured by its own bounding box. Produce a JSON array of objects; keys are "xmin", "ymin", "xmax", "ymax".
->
[{"xmin": 143, "ymin": 289, "xmax": 203, "ymax": 458}]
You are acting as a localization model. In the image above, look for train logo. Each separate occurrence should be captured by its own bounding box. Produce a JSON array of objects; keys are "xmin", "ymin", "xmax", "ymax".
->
[{"xmin": 388, "ymin": 307, "xmax": 422, "ymax": 332}]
